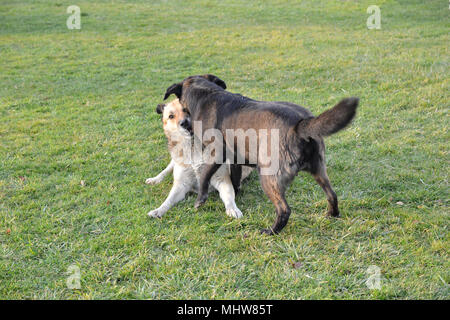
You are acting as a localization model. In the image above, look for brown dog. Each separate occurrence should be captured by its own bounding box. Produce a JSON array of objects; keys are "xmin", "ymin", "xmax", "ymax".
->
[{"xmin": 164, "ymin": 74, "xmax": 359, "ymax": 235}]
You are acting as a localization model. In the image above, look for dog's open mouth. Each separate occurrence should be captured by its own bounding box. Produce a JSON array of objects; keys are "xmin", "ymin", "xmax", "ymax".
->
[
  {"xmin": 179, "ymin": 125, "xmax": 193, "ymax": 136},
  {"xmin": 179, "ymin": 119, "xmax": 193, "ymax": 136}
]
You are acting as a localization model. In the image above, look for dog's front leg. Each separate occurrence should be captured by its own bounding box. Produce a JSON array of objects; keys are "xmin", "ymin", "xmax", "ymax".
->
[
  {"xmin": 230, "ymin": 164, "xmax": 242, "ymax": 195},
  {"xmin": 147, "ymin": 181, "xmax": 191, "ymax": 218},
  {"xmin": 145, "ymin": 160, "xmax": 174, "ymax": 185},
  {"xmin": 194, "ymin": 163, "xmax": 221, "ymax": 208},
  {"xmin": 148, "ymin": 167, "xmax": 193, "ymax": 218},
  {"xmin": 210, "ymin": 169, "xmax": 243, "ymax": 219}
]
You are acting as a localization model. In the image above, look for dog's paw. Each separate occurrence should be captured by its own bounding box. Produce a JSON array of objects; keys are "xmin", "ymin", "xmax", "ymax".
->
[
  {"xmin": 326, "ymin": 209, "xmax": 340, "ymax": 218},
  {"xmin": 145, "ymin": 177, "xmax": 162, "ymax": 185},
  {"xmin": 226, "ymin": 207, "xmax": 243, "ymax": 219},
  {"xmin": 194, "ymin": 194, "xmax": 208, "ymax": 209},
  {"xmin": 260, "ymin": 228, "xmax": 276, "ymax": 236},
  {"xmin": 147, "ymin": 209, "xmax": 163, "ymax": 218}
]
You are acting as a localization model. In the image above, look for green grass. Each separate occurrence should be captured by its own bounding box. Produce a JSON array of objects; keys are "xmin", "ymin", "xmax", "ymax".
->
[{"xmin": 0, "ymin": 0, "xmax": 448, "ymax": 299}]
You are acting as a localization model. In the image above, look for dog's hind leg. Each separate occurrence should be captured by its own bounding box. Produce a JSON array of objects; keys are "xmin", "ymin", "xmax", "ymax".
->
[
  {"xmin": 210, "ymin": 168, "xmax": 242, "ymax": 219},
  {"xmin": 194, "ymin": 163, "xmax": 221, "ymax": 208},
  {"xmin": 145, "ymin": 160, "xmax": 175, "ymax": 185},
  {"xmin": 312, "ymin": 163, "xmax": 340, "ymax": 217},
  {"xmin": 259, "ymin": 174, "xmax": 291, "ymax": 235}
]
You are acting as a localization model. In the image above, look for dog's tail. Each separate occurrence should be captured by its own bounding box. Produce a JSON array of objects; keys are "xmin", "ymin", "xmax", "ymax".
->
[{"xmin": 299, "ymin": 97, "xmax": 359, "ymax": 137}]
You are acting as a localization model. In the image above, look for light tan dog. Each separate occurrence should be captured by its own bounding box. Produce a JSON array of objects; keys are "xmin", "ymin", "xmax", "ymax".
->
[{"xmin": 146, "ymin": 99, "xmax": 251, "ymax": 218}]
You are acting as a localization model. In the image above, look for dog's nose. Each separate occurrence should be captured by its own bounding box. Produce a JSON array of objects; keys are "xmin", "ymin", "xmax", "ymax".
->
[{"xmin": 179, "ymin": 119, "xmax": 191, "ymax": 130}]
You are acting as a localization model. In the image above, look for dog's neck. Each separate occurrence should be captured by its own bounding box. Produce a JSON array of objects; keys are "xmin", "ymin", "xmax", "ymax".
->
[{"xmin": 165, "ymin": 129, "xmax": 193, "ymax": 166}]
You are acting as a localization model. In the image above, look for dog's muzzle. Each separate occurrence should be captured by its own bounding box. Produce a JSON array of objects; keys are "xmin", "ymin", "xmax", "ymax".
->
[{"xmin": 179, "ymin": 119, "xmax": 192, "ymax": 134}]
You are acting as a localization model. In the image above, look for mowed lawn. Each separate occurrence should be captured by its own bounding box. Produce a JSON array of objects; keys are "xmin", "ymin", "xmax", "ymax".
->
[{"xmin": 0, "ymin": 0, "xmax": 448, "ymax": 299}]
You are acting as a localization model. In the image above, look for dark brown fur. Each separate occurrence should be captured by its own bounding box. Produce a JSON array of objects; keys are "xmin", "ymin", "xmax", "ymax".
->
[{"xmin": 164, "ymin": 74, "xmax": 359, "ymax": 235}]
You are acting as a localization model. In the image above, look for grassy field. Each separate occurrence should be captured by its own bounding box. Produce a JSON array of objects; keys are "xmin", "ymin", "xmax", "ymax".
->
[{"xmin": 0, "ymin": 0, "xmax": 448, "ymax": 299}]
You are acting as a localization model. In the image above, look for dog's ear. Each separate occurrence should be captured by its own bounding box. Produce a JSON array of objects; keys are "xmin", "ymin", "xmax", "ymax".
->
[
  {"xmin": 164, "ymin": 82, "xmax": 182, "ymax": 100},
  {"xmin": 156, "ymin": 103, "xmax": 165, "ymax": 114},
  {"xmin": 202, "ymin": 74, "xmax": 227, "ymax": 89}
]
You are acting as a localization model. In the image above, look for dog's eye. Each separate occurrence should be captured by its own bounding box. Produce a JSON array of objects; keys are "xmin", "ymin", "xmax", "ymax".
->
[
  {"xmin": 168, "ymin": 114, "xmax": 174, "ymax": 119},
  {"xmin": 182, "ymin": 108, "xmax": 188, "ymax": 113}
]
